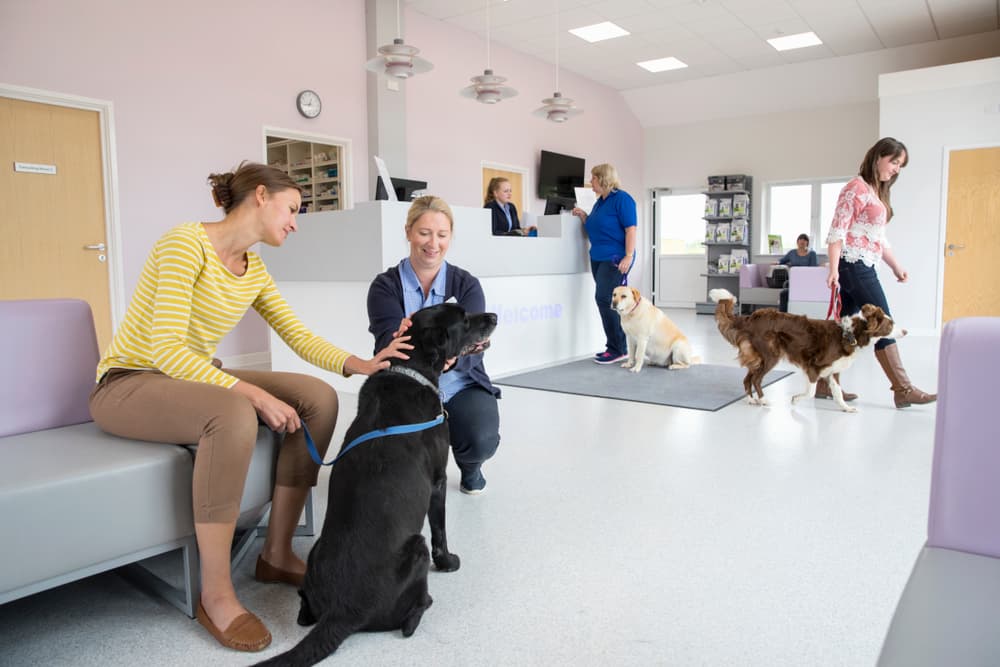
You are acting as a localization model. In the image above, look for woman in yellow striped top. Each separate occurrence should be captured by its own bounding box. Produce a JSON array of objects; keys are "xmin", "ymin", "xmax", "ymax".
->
[{"xmin": 89, "ymin": 162, "xmax": 411, "ymax": 652}]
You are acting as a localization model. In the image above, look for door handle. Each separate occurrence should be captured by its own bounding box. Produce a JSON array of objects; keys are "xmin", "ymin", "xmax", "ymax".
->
[
  {"xmin": 83, "ymin": 242, "xmax": 106, "ymax": 251},
  {"xmin": 946, "ymin": 243, "xmax": 965, "ymax": 257}
]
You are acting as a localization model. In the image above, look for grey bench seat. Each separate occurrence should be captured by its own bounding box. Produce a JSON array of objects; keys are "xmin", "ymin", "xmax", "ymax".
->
[{"xmin": 0, "ymin": 298, "xmax": 296, "ymax": 618}]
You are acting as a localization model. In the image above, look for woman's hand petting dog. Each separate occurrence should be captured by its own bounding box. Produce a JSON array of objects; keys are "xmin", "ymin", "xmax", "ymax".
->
[
  {"xmin": 397, "ymin": 316, "xmax": 456, "ymax": 371},
  {"xmin": 344, "ymin": 335, "xmax": 413, "ymax": 377}
]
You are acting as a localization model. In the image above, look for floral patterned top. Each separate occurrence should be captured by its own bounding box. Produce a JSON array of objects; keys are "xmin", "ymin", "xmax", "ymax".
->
[{"xmin": 825, "ymin": 176, "xmax": 891, "ymax": 267}]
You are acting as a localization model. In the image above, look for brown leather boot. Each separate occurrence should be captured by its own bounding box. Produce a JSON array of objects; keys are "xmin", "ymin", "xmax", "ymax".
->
[
  {"xmin": 874, "ymin": 344, "xmax": 937, "ymax": 408},
  {"xmin": 816, "ymin": 374, "xmax": 857, "ymax": 401}
]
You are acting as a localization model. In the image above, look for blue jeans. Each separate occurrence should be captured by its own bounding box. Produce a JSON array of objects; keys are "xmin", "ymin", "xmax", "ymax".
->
[
  {"xmin": 444, "ymin": 385, "xmax": 500, "ymax": 479},
  {"xmin": 838, "ymin": 259, "xmax": 895, "ymax": 350},
  {"xmin": 590, "ymin": 259, "xmax": 627, "ymax": 356}
]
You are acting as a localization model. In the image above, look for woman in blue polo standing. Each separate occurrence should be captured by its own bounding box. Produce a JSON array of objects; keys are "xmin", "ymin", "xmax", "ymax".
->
[{"xmin": 572, "ymin": 163, "xmax": 637, "ymax": 364}]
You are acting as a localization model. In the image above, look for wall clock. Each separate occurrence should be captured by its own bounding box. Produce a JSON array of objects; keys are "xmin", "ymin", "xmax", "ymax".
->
[{"xmin": 296, "ymin": 90, "xmax": 322, "ymax": 118}]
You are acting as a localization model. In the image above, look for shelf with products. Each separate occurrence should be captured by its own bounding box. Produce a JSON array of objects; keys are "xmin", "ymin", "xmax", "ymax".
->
[
  {"xmin": 696, "ymin": 175, "xmax": 753, "ymax": 315},
  {"xmin": 266, "ymin": 136, "xmax": 344, "ymax": 213}
]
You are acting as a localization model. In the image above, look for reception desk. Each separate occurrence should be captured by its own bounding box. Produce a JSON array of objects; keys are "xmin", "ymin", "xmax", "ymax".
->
[{"xmin": 263, "ymin": 202, "xmax": 604, "ymax": 393}]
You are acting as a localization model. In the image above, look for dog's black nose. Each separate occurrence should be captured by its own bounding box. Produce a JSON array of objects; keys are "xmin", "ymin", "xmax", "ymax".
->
[{"xmin": 485, "ymin": 312, "xmax": 498, "ymax": 326}]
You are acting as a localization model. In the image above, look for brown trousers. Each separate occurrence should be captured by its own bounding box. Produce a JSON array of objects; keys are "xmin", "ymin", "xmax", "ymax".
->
[{"xmin": 89, "ymin": 368, "xmax": 337, "ymax": 523}]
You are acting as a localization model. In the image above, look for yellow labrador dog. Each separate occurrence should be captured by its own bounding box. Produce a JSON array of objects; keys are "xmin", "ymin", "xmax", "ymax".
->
[{"xmin": 612, "ymin": 286, "xmax": 701, "ymax": 373}]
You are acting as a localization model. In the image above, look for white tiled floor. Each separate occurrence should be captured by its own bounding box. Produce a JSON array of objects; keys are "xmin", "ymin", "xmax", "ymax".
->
[{"xmin": 0, "ymin": 309, "xmax": 940, "ymax": 666}]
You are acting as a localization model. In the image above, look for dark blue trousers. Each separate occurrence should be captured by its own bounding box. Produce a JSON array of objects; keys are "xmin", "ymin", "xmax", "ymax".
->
[
  {"xmin": 838, "ymin": 259, "xmax": 895, "ymax": 350},
  {"xmin": 444, "ymin": 385, "xmax": 500, "ymax": 478},
  {"xmin": 590, "ymin": 259, "xmax": 627, "ymax": 356}
]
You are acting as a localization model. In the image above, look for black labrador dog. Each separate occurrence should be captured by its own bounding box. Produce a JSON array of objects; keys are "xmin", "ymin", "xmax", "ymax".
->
[{"xmin": 256, "ymin": 303, "xmax": 497, "ymax": 666}]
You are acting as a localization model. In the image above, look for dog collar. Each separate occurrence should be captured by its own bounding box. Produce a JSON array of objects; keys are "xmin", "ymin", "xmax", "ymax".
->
[
  {"xmin": 388, "ymin": 365, "xmax": 447, "ymax": 408},
  {"xmin": 628, "ymin": 296, "xmax": 642, "ymax": 315}
]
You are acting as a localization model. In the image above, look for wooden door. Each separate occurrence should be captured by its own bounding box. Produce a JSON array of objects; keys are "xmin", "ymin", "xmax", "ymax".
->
[
  {"xmin": 942, "ymin": 146, "xmax": 1000, "ymax": 322},
  {"xmin": 482, "ymin": 167, "xmax": 524, "ymax": 213},
  {"xmin": 0, "ymin": 97, "xmax": 112, "ymax": 349}
]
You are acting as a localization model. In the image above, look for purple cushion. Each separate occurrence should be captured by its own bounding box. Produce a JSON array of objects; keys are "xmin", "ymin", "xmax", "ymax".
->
[
  {"xmin": 739, "ymin": 264, "xmax": 767, "ymax": 289},
  {"xmin": 0, "ymin": 299, "xmax": 99, "ymax": 438},
  {"xmin": 927, "ymin": 317, "xmax": 1000, "ymax": 558},
  {"xmin": 788, "ymin": 266, "xmax": 830, "ymax": 302}
]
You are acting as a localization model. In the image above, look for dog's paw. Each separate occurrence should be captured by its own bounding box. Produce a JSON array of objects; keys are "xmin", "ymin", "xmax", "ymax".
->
[
  {"xmin": 668, "ymin": 363, "xmax": 688, "ymax": 370},
  {"xmin": 747, "ymin": 396, "xmax": 760, "ymax": 405},
  {"xmin": 840, "ymin": 405, "xmax": 858, "ymax": 413},
  {"xmin": 433, "ymin": 552, "xmax": 460, "ymax": 572},
  {"xmin": 621, "ymin": 360, "xmax": 634, "ymax": 368},
  {"xmin": 629, "ymin": 365, "xmax": 642, "ymax": 373},
  {"xmin": 790, "ymin": 394, "xmax": 804, "ymax": 404}
]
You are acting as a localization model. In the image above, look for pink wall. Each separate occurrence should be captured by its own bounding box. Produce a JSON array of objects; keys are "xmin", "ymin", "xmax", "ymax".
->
[
  {"xmin": 404, "ymin": 10, "xmax": 644, "ymax": 216},
  {"xmin": 0, "ymin": 0, "xmax": 370, "ymax": 357},
  {"xmin": 1, "ymin": 0, "xmax": 643, "ymax": 358}
]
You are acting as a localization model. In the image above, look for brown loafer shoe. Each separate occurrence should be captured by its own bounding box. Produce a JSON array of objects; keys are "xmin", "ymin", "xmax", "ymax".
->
[
  {"xmin": 255, "ymin": 555, "xmax": 305, "ymax": 588},
  {"xmin": 196, "ymin": 601, "xmax": 271, "ymax": 652}
]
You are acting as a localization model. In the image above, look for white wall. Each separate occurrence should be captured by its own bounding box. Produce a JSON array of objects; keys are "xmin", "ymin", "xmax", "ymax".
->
[
  {"xmin": 645, "ymin": 102, "xmax": 877, "ymax": 307},
  {"xmin": 879, "ymin": 56, "xmax": 1000, "ymax": 333}
]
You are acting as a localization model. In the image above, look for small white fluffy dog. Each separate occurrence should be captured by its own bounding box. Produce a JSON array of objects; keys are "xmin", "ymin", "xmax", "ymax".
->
[{"xmin": 611, "ymin": 286, "xmax": 701, "ymax": 373}]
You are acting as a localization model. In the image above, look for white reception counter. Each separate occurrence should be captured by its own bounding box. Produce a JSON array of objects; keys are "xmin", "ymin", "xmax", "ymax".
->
[{"xmin": 263, "ymin": 201, "xmax": 604, "ymax": 393}]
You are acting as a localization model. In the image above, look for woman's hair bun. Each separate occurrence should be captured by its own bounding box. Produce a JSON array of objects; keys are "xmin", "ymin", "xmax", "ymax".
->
[{"xmin": 208, "ymin": 172, "xmax": 235, "ymax": 210}]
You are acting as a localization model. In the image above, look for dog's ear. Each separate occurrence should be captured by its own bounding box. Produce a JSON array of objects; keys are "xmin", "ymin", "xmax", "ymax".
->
[
  {"xmin": 861, "ymin": 304, "xmax": 883, "ymax": 331},
  {"xmin": 415, "ymin": 326, "xmax": 449, "ymax": 372},
  {"xmin": 630, "ymin": 287, "xmax": 641, "ymax": 303}
]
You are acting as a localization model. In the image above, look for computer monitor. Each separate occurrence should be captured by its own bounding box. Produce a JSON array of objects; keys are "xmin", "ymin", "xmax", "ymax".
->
[
  {"xmin": 543, "ymin": 196, "xmax": 575, "ymax": 215},
  {"xmin": 375, "ymin": 176, "xmax": 428, "ymax": 202}
]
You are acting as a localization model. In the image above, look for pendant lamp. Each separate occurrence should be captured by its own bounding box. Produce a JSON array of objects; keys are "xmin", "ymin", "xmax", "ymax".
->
[
  {"xmin": 534, "ymin": 0, "xmax": 582, "ymax": 122},
  {"xmin": 460, "ymin": 0, "xmax": 517, "ymax": 104},
  {"xmin": 365, "ymin": 0, "xmax": 433, "ymax": 79}
]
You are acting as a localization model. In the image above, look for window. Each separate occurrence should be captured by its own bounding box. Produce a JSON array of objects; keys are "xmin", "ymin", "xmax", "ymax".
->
[
  {"xmin": 657, "ymin": 191, "xmax": 706, "ymax": 255},
  {"xmin": 763, "ymin": 178, "xmax": 849, "ymax": 255}
]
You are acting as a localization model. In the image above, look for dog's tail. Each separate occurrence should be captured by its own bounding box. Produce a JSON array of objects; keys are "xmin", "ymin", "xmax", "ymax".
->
[
  {"xmin": 707, "ymin": 289, "xmax": 744, "ymax": 347},
  {"xmin": 253, "ymin": 615, "xmax": 359, "ymax": 667}
]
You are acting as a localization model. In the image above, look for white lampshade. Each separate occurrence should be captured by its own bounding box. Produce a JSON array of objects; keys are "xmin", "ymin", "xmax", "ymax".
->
[
  {"xmin": 533, "ymin": 91, "xmax": 583, "ymax": 122},
  {"xmin": 459, "ymin": 69, "xmax": 518, "ymax": 105},
  {"xmin": 365, "ymin": 38, "xmax": 433, "ymax": 79}
]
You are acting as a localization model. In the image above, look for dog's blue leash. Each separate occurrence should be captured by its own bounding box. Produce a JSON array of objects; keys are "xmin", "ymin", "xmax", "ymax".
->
[
  {"xmin": 302, "ymin": 366, "xmax": 447, "ymax": 467},
  {"xmin": 302, "ymin": 415, "xmax": 445, "ymax": 467}
]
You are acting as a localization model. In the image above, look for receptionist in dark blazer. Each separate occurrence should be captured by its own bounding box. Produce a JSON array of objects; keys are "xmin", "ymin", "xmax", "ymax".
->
[{"xmin": 484, "ymin": 177, "xmax": 535, "ymax": 236}]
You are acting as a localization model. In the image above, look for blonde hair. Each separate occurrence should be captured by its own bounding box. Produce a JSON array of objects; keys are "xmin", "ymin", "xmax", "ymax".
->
[
  {"xmin": 484, "ymin": 177, "xmax": 510, "ymax": 205},
  {"xmin": 405, "ymin": 195, "xmax": 454, "ymax": 233},
  {"xmin": 591, "ymin": 163, "xmax": 620, "ymax": 191}
]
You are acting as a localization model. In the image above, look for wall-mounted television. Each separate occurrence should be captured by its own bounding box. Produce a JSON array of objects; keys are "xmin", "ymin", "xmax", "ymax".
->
[{"xmin": 537, "ymin": 150, "xmax": 585, "ymax": 200}]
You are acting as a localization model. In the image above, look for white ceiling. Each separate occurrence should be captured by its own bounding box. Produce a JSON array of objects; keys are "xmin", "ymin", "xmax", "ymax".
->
[{"xmin": 406, "ymin": 0, "xmax": 1000, "ymax": 91}]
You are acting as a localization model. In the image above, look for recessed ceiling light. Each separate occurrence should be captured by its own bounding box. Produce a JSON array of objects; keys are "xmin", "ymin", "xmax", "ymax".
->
[
  {"xmin": 767, "ymin": 31, "xmax": 822, "ymax": 51},
  {"xmin": 568, "ymin": 21, "xmax": 630, "ymax": 43},
  {"xmin": 637, "ymin": 56, "xmax": 688, "ymax": 73}
]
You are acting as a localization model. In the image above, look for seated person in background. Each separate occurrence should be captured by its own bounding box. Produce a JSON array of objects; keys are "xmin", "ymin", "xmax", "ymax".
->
[
  {"xmin": 368, "ymin": 195, "xmax": 501, "ymax": 495},
  {"xmin": 485, "ymin": 176, "xmax": 536, "ymax": 236},
  {"xmin": 776, "ymin": 233, "xmax": 819, "ymax": 313},
  {"xmin": 777, "ymin": 233, "xmax": 818, "ymax": 268}
]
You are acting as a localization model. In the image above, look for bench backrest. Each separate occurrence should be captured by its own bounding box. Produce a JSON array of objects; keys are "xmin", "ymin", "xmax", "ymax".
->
[
  {"xmin": 788, "ymin": 266, "xmax": 829, "ymax": 302},
  {"xmin": 739, "ymin": 264, "xmax": 767, "ymax": 289},
  {"xmin": 927, "ymin": 317, "xmax": 1000, "ymax": 558},
  {"xmin": 0, "ymin": 299, "xmax": 99, "ymax": 437}
]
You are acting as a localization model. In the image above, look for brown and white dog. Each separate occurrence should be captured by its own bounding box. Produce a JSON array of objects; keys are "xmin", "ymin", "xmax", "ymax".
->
[
  {"xmin": 612, "ymin": 286, "xmax": 701, "ymax": 373},
  {"xmin": 708, "ymin": 288, "xmax": 905, "ymax": 412}
]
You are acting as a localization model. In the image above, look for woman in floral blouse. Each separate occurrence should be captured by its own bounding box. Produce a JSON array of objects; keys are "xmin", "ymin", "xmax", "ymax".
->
[{"xmin": 826, "ymin": 137, "xmax": 935, "ymax": 408}]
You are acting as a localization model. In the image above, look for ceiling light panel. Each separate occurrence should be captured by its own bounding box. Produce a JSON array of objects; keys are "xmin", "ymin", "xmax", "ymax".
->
[
  {"xmin": 568, "ymin": 21, "xmax": 631, "ymax": 42},
  {"xmin": 637, "ymin": 56, "xmax": 688, "ymax": 72},
  {"xmin": 767, "ymin": 31, "xmax": 823, "ymax": 50}
]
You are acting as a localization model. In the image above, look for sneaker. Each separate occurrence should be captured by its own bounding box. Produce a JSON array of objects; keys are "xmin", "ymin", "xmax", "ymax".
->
[
  {"xmin": 594, "ymin": 351, "xmax": 627, "ymax": 365},
  {"xmin": 460, "ymin": 469, "xmax": 486, "ymax": 495}
]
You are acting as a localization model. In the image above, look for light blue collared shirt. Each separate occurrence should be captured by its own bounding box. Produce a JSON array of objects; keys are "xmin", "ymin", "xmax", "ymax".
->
[
  {"xmin": 500, "ymin": 202, "xmax": 513, "ymax": 232},
  {"xmin": 398, "ymin": 259, "xmax": 474, "ymax": 403}
]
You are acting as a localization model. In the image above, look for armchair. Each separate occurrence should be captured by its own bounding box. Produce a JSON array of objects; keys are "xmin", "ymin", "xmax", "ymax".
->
[{"xmin": 877, "ymin": 317, "xmax": 1000, "ymax": 666}]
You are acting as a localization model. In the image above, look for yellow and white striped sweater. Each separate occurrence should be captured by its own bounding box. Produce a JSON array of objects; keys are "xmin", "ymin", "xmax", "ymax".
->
[{"xmin": 97, "ymin": 222, "xmax": 350, "ymax": 386}]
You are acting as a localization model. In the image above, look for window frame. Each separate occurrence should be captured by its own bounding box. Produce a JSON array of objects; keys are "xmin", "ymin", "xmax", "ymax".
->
[
  {"xmin": 655, "ymin": 187, "xmax": 708, "ymax": 258},
  {"xmin": 762, "ymin": 176, "xmax": 851, "ymax": 256}
]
